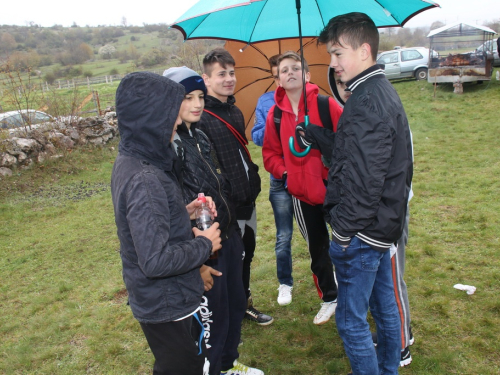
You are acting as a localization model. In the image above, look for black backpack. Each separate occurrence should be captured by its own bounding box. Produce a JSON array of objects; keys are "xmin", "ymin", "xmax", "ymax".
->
[{"xmin": 273, "ymin": 94, "xmax": 333, "ymax": 140}]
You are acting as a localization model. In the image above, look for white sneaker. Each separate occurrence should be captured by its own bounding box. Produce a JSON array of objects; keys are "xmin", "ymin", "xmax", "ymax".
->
[
  {"xmin": 277, "ymin": 284, "xmax": 293, "ymax": 305},
  {"xmin": 313, "ymin": 300, "xmax": 337, "ymax": 325},
  {"xmin": 221, "ymin": 360, "xmax": 264, "ymax": 375}
]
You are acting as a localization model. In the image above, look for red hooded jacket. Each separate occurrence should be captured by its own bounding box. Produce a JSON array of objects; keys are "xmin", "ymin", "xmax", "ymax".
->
[{"xmin": 262, "ymin": 83, "xmax": 343, "ymax": 206}]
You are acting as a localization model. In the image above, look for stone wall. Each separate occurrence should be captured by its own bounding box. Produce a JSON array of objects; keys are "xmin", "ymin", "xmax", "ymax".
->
[{"xmin": 0, "ymin": 112, "xmax": 118, "ymax": 177}]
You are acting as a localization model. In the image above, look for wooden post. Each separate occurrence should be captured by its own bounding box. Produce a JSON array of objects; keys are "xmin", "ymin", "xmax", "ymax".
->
[{"xmin": 87, "ymin": 77, "xmax": 90, "ymax": 90}]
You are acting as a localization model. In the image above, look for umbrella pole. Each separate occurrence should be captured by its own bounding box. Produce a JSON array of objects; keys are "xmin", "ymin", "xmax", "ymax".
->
[
  {"xmin": 290, "ymin": 0, "xmax": 311, "ymax": 157},
  {"xmin": 295, "ymin": 0, "xmax": 308, "ymax": 122}
]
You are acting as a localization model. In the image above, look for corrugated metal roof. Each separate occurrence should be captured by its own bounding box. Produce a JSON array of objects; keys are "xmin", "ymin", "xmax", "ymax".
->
[{"xmin": 427, "ymin": 22, "xmax": 497, "ymax": 38}]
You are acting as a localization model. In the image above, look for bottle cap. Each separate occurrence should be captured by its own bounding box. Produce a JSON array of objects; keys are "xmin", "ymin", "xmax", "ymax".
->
[{"xmin": 197, "ymin": 192, "xmax": 206, "ymax": 203}]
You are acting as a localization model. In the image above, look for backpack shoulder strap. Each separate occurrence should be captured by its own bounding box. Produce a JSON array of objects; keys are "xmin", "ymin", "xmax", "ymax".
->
[
  {"xmin": 273, "ymin": 105, "xmax": 282, "ymax": 141},
  {"xmin": 317, "ymin": 94, "xmax": 333, "ymax": 131},
  {"xmin": 273, "ymin": 96, "xmax": 331, "ymax": 139}
]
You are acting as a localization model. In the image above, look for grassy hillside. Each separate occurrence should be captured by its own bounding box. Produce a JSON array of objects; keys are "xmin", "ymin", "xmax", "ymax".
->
[{"xmin": 0, "ymin": 76, "xmax": 499, "ymax": 374}]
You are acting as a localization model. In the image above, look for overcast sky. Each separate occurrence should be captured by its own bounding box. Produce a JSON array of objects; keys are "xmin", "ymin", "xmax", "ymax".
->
[{"xmin": 1, "ymin": 0, "xmax": 498, "ymax": 30}]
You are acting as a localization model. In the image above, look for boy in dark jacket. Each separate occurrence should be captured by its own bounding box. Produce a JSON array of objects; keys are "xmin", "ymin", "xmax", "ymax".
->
[
  {"xmin": 163, "ymin": 66, "xmax": 264, "ymax": 375},
  {"xmin": 198, "ymin": 48, "xmax": 273, "ymax": 326},
  {"xmin": 111, "ymin": 72, "xmax": 221, "ymax": 374},
  {"xmin": 327, "ymin": 67, "xmax": 415, "ymax": 367},
  {"xmin": 319, "ymin": 12, "xmax": 413, "ymax": 375}
]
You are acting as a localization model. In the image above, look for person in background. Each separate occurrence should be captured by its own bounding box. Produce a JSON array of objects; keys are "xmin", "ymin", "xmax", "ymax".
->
[
  {"xmin": 252, "ymin": 54, "xmax": 296, "ymax": 306},
  {"xmin": 163, "ymin": 66, "xmax": 264, "ymax": 375},
  {"xmin": 198, "ymin": 48, "xmax": 274, "ymax": 326},
  {"xmin": 320, "ymin": 12, "xmax": 413, "ymax": 374},
  {"xmin": 262, "ymin": 51, "xmax": 342, "ymax": 325},
  {"xmin": 111, "ymin": 71, "xmax": 222, "ymax": 374},
  {"xmin": 496, "ymin": 37, "xmax": 500, "ymax": 62}
]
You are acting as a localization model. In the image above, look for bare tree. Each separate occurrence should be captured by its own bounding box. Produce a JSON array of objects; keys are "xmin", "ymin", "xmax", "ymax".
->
[
  {"xmin": 0, "ymin": 63, "xmax": 43, "ymax": 128},
  {"xmin": 171, "ymin": 40, "xmax": 212, "ymax": 72}
]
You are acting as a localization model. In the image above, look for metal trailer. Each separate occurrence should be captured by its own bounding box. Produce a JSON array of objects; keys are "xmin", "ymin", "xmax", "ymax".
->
[{"xmin": 427, "ymin": 23, "xmax": 498, "ymax": 92}]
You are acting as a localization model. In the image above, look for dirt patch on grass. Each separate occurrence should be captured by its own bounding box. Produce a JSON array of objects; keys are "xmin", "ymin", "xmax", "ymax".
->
[{"xmin": 112, "ymin": 288, "xmax": 128, "ymax": 305}]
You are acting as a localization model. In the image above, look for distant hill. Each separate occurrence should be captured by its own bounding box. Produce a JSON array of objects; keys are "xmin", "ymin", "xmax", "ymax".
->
[{"xmin": 0, "ymin": 24, "xmax": 222, "ymax": 82}]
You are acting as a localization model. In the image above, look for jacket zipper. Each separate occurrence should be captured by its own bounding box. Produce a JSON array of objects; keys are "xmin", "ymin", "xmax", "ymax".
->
[{"xmin": 196, "ymin": 142, "xmax": 232, "ymax": 229}]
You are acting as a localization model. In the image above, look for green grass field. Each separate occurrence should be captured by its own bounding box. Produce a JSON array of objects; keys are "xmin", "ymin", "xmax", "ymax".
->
[{"xmin": 1, "ymin": 75, "xmax": 500, "ymax": 374}]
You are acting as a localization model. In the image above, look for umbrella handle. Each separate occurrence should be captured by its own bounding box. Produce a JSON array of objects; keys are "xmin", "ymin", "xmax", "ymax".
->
[{"xmin": 288, "ymin": 115, "xmax": 311, "ymax": 157}]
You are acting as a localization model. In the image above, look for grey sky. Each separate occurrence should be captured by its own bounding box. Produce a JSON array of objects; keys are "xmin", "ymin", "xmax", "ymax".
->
[{"xmin": 1, "ymin": 0, "xmax": 498, "ymax": 31}]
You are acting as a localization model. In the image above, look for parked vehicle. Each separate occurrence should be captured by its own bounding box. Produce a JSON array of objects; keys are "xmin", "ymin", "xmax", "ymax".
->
[
  {"xmin": 377, "ymin": 47, "xmax": 430, "ymax": 80},
  {"xmin": 473, "ymin": 39, "xmax": 500, "ymax": 67},
  {"xmin": 0, "ymin": 110, "xmax": 53, "ymax": 130}
]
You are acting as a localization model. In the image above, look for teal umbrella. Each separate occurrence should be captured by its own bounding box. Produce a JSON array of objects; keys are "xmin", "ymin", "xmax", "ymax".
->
[
  {"xmin": 172, "ymin": 0, "xmax": 440, "ymax": 43},
  {"xmin": 171, "ymin": 0, "xmax": 440, "ymax": 156}
]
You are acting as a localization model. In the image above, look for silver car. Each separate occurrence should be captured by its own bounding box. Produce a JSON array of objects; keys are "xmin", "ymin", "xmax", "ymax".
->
[
  {"xmin": 0, "ymin": 110, "xmax": 53, "ymax": 130},
  {"xmin": 377, "ymin": 47, "xmax": 430, "ymax": 80},
  {"xmin": 473, "ymin": 39, "xmax": 500, "ymax": 67}
]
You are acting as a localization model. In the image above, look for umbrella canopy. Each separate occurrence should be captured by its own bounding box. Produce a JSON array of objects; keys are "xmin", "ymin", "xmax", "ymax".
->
[
  {"xmin": 172, "ymin": 0, "xmax": 440, "ymax": 155},
  {"xmin": 172, "ymin": 0, "xmax": 440, "ymax": 43},
  {"xmin": 224, "ymin": 38, "xmax": 331, "ymax": 140}
]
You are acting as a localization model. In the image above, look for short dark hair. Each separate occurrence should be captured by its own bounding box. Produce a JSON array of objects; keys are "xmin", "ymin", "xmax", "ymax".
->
[
  {"xmin": 318, "ymin": 12, "xmax": 379, "ymax": 60},
  {"xmin": 203, "ymin": 48, "xmax": 235, "ymax": 76},
  {"xmin": 268, "ymin": 54, "xmax": 280, "ymax": 69},
  {"xmin": 277, "ymin": 51, "xmax": 309, "ymax": 73}
]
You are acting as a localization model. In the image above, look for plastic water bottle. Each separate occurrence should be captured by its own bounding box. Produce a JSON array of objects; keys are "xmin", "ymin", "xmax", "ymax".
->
[
  {"xmin": 195, "ymin": 193, "xmax": 216, "ymax": 259},
  {"xmin": 195, "ymin": 193, "xmax": 213, "ymax": 230}
]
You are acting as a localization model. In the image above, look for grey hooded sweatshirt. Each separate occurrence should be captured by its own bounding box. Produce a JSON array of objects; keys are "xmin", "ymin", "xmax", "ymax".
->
[{"xmin": 111, "ymin": 72, "xmax": 212, "ymax": 324}]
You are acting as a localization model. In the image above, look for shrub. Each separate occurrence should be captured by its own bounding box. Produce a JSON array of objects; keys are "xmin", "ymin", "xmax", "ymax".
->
[
  {"xmin": 83, "ymin": 70, "xmax": 93, "ymax": 78},
  {"xmin": 98, "ymin": 44, "xmax": 116, "ymax": 60},
  {"xmin": 39, "ymin": 55, "xmax": 53, "ymax": 67},
  {"xmin": 139, "ymin": 48, "xmax": 168, "ymax": 67},
  {"xmin": 109, "ymin": 68, "xmax": 118, "ymax": 76},
  {"xmin": 67, "ymin": 66, "xmax": 82, "ymax": 78},
  {"xmin": 44, "ymin": 72, "xmax": 56, "ymax": 84}
]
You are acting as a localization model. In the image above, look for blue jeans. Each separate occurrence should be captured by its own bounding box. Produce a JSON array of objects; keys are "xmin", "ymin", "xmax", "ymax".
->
[
  {"xmin": 329, "ymin": 237, "xmax": 400, "ymax": 375},
  {"xmin": 269, "ymin": 179, "xmax": 294, "ymax": 286}
]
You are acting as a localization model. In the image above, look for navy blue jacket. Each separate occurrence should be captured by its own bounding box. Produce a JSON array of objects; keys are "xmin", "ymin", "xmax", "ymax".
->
[{"xmin": 111, "ymin": 72, "xmax": 212, "ymax": 323}]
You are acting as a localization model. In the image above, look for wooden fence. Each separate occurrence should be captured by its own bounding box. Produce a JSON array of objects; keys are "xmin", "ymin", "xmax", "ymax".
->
[{"xmin": 41, "ymin": 68, "xmax": 168, "ymax": 91}]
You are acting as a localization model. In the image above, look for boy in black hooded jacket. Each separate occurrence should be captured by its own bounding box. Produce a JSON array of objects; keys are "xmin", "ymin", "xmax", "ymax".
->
[{"xmin": 111, "ymin": 72, "xmax": 221, "ymax": 374}]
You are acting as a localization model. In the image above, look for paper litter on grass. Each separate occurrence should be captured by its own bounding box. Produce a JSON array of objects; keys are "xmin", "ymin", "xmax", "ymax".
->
[{"xmin": 453, "ymin": 284, "xmax": 476, "ymax": 295}]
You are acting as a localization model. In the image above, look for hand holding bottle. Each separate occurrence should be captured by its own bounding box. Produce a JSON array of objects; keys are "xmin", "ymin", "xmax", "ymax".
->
[
  {"xmin": 193, "ymin": 222, "xmax": 222, "ymax": 255},
  {"xmin": 186, "ymin": 194, "xmax": 217, "ymax": 220}
]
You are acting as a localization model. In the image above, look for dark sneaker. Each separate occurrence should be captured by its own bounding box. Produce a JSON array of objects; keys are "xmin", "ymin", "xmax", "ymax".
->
[
  {"xmin": 244, "ymin": 306, "xmax": 274, "ymax": 326},
  {"xmin": 409, "ymin": 326, "xmax": 415, "ymax": 346},
  {"xmin": 373, "ymin": 328, "xmax": 414, "ymax": 347},
  {"xmin": 400, "ymin": 346, "xmax": 412, "ymax": 367}
]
